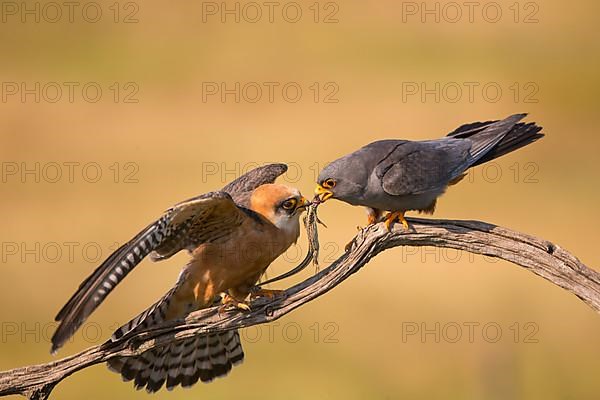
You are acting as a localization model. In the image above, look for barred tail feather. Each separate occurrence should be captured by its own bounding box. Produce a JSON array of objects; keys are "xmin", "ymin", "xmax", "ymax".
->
[
  {"xmin": 111, "ymin": 268, "xmax": 195, "ymax": 341},
  {"xmin": 108, "ymin": 331, "xmax": 244, "ymax": 393},
  {"xmin": 111, "ymin": 285, "xmax": 175, "ymax": 341},
  {"xmin": 107, "ymin": 269, "xmax": 243, "ymax": 392},
  {"xmin": 51, "ymin": 216, "xmax": 170, "ymax": 353}
]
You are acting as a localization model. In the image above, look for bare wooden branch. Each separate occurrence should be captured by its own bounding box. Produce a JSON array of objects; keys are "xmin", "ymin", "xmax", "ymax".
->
[{"xmin": 1, "ymin": 217, "xmax": 599, "ymax": 399}]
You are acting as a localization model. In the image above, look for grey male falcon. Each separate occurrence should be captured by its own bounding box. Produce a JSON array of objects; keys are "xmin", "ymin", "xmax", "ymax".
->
[{"xmin": 315, "ymin": 114, "xmax": 544, "ymax": 229}]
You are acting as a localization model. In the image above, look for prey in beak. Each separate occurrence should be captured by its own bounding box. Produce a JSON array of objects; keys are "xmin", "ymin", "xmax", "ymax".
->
[{"xmin": 314, "ymin": 184, "xmax": 333, "ymax": 204}]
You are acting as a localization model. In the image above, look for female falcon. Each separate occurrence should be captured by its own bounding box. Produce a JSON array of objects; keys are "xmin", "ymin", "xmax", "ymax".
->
[{"xmin": 51, "ymin": 163, "xmax": 310, "ymax": 392}]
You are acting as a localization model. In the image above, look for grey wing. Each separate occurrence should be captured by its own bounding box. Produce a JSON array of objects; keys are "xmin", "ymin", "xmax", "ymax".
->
[
  {"xmin": 375, "ymin": 114, "xmax": 527, "ymax": 197},
  {"xmin": 51, "ymin": 191, "xmax": 247, "ymax": 353},
  {"xmin": 222, "ymin": 163, "xmax": 287, "ymax": 207},
  {"xmin": 376, "ymin": 140, "xmax": 472, "ymax": 196}
]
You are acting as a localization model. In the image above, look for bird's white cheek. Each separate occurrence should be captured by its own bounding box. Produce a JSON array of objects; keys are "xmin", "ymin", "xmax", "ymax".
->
[{"xmin": 272, "ymin": 214, "xmax": 301, "ymax": 238}]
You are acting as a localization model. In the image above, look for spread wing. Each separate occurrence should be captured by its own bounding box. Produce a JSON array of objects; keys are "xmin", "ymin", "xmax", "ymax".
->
[
  {"xmin": 51, "ymin": 191, "xmax": 247, "ymax": 353},
  {"xmin": 222, "ymin": 163, "xmax": 287, "ymax": 207},
  {"xmin": 376, "ymin": 140, "xmax": 472, "ymax": 196}
]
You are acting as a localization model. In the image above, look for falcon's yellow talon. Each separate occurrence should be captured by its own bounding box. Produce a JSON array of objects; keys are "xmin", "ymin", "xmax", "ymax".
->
[
  {"xmin": 398, "ymin": 213, "xmax": 409, "ymax": 230},
  {"xmin": 384, "ymin": 211, "xmax": 410, "ymax": 231},
  {"xmin": 219, "ymin": 294, "xmax": 251, "ymax": 314}
]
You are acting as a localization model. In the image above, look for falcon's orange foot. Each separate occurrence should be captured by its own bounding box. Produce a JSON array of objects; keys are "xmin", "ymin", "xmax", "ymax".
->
[
  {"xmin": 250, "ymin": 288, "xmax": 284, "ymax": 300},
  {"xmin": 219, "ymin": 293, "xmax": 251, "ymax": 314},
  {"xmin": 384, "ymin": 211, "xmax": 410, "ymax": 231}
]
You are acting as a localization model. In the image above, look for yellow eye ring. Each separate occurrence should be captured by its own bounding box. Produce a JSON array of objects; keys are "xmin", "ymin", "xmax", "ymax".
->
[
  {"xmin": 322, "ymin": 179, "xmax": 336, "ymax": 189},
  {"xmin": 282, "ymin": 198, "xmax": 297, "ymax": 210}
]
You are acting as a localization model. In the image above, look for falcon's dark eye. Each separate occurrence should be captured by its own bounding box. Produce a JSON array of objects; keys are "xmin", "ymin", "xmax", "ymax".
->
[
  {"xmin": 282, "ymin": 198, "xmax": 297, "ymax": 210},
  {"xmin": 322, "ymin": 179, "xmax": 336, "ymax": 189}
]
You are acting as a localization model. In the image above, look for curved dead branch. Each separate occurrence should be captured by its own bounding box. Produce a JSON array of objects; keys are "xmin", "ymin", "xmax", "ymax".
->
[{"xmin": 0, "ymin": 217, "xmax": 598, "ymax": 399}]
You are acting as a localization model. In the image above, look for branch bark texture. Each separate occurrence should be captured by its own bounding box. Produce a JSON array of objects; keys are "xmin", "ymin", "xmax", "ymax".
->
[{"xmin": 1, "ymin": 218, "xmax": 598, "ymax": 399}]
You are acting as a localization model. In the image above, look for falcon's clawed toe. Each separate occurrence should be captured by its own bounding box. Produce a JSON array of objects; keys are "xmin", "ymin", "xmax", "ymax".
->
[
  {"xmin": 219, "ymin": 293, "xmax": 251, "ymax": 313},
  {"xmin": 384, "ymin": 211, "xmax": 410, "ymax": 231}
]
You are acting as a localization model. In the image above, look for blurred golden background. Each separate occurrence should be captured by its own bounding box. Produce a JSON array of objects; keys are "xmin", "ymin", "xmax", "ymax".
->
[{"xmin": 1, "ymin": 1, "xmax": 599, "ymax": 399}]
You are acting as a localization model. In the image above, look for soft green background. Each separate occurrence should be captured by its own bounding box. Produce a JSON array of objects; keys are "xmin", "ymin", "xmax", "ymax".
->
[{"xmin": 1, "ymin": 1, "xmax": 599, "ymax": 399}]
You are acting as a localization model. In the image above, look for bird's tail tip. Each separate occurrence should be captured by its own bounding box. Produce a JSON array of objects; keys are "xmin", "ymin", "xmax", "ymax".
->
[
  {"xmin": 472, "ymin": 117, "xmax": 544, "ymax": 166},
  {"xmin": 107, "ymin": 331, "xmax": 245, "ymax": 392},
  {"xmin": 50, "ymin": 332, "xmax": 64, "ymax": 354}
]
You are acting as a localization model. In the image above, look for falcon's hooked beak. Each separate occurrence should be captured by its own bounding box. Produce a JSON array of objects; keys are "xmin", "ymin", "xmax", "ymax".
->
[
  {"xmin": 314, "ymin": 184, "xmax": 333, "ymax": 203},
  {"xmin": 295, "ymin": 196, "xmax": 311, "ymax": 212}
]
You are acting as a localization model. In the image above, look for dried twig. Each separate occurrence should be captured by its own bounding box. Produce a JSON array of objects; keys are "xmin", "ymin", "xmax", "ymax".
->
[{"xmin": 1, "ymin": 217, "xmax": 598, "ymax": 399}]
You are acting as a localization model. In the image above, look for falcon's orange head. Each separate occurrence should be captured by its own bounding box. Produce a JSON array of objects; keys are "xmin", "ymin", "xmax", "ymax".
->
[{"xmin": 250, "ymin": 184, "xmax": 310, "ymax": 234}]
